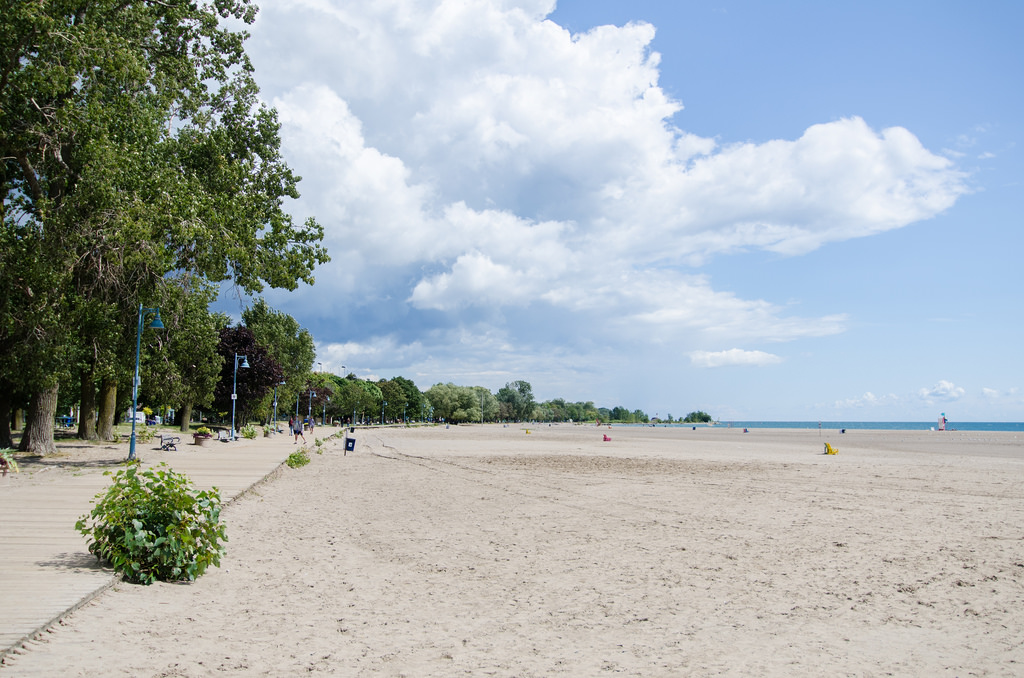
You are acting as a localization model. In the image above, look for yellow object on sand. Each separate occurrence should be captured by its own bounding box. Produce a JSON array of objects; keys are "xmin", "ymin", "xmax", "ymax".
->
[
  {"xmin": 824, "ymin": 442, "xmax": 838, "ymax": 455},
  {"xmin": 525, "ymin": 429, "xmax": 531, "ymax": 434}
]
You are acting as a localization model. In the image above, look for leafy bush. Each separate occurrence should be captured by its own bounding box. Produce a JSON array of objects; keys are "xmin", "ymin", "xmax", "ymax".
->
[
  {"xmin": 75, "ymin": 463, "xmax": 227, "ymax": 585},
  {"xmin": 195, "ymin": 426, "xmax": 212, "ymax": 436},
  {"xmin": 135, "ymin": 426, "xmax": 155, "ymax": 443},
  {"xmin": 1, "ymin": 448, "xmax": 19, "ymax": 473},
  {"xmin": 286, "ymin": 448, "xmax": 310, "ymax": 468},
  {"xmin": 240, "ymin": 424, "xmax": 257, "ymax": 439}
]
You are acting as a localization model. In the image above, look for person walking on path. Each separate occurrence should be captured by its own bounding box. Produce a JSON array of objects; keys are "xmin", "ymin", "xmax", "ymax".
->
[{"xmin": 290, "ymin": 416, "xmax": 306, "ymax": 444}]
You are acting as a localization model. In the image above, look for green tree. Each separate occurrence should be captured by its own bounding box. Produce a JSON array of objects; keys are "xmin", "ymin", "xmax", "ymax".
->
[
  {"xmin": 142, "ymin": 279, "xmax": 224, "ymax": 433},
  {"xmin": 425, "ymin": 383, "xmax": 460, "ymax": 423},
  {"xmin": 1, "ymin": 1, "xmax": 328, "ymax": 454},
  {"xmin": 302, "ymin": 372, "xmax": 335, "ymax": 424},
  {"xmin": 242, "ymin": 298, "xmax": 316, "ymax": 418},
  {"xmin": 682, "ymin": 411, "xmax": 713, "ymax": 423},
  {"xmin": 379, "ymin": 379, "xmax": 407, "ymax": 423},
  {"xmin": 213, "ymin": 326, "xmax": 283, "ymax": 427},
  {"xmin": 496, "ymin": 380, "xmax": 535, "ymax": 422},
  {"xmin": 391, "ymin": 376, "xmax": 425, "ymax": 420},
  {"xmin": 334, "ymin": 378, "xmax": 382, "ymax": 424},
  {"xmin": 472, "ymin": 387, "xmax": 499, "ymax": 423}
]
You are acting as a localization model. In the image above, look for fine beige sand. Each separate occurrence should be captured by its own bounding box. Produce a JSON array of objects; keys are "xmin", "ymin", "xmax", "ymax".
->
[{"xmin": 4, "ymin": 424, "xmax": 1023, "ymax": 676}]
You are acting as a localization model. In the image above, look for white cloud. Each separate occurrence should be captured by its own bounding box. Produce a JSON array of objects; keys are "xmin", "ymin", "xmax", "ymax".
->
[
  {"xmin": 918, "ymin": 380, "xmax": 966, "ymax": 402},
  {"xmin": 689, "ymin": 349, "xmax": 783, "ymax": 368},
  {"xmin": 833, "ymin": 392, "xmax": 899, "ymax": 409},
  {"xmin": 241, "ymin": 1, "xmax": 969, "ymax": 407}
]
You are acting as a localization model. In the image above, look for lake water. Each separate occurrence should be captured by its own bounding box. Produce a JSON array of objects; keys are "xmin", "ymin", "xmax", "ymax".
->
[{"xmin": 621, "ymin": 421, "xmax": 1024, "ymax": 432}]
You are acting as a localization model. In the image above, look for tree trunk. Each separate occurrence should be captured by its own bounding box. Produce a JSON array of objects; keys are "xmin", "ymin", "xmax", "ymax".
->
[
  {"xmin": 13, "ymin": 407, "xmax": 23, "ymax": 431},
  {"xmin": 96, "ymin": 377, "xmax": 118, "ymax": 441},
  {"xmin": 178, "ymin": 402, "xmax": 193, "ymax": 433},
  {"xmin": 77, "ymin": 368, "xmax": 99, "ymax": 440},
  {"xmin": 19, "ymin": 383, "xmax": 59, "ymax": 455},
  {"xmin": 0, "ymin": 389, "xmax": 13, "ymax": 449}
]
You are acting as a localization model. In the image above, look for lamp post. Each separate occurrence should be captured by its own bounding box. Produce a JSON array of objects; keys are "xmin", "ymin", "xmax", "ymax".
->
[
  {"xmin": 128, "ymin": 305, "xmax": 164, "ymax": 461},
  {"xmin": 308, "ymin": 390, "xmax": 315, "ymax": 422},
  {"xmin": 231, "ymin": 353, "xmax": 249, "ymax": 440},
  {"xmin": 323, "ymin": 396, "xmax": 330, "ymax": 427},
  {"xmin": 382, "ymin": 401, "xmax": 387, "ymax": 425},
  {"xmin": 273, "ymin": 380, "xmax": 286, "ymax": 433}
]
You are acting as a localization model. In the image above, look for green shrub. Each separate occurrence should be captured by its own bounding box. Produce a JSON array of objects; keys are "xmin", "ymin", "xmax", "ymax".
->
[
  {"xmin": 1, "ymin": 448, "xmax": 19, "ymax": 473},
  {"xmin": 135, "ymin": 426, "xmax": 155, "ymax": 443},
  {"xmin": 240, "ymin": 424, "xmax": 257, "ymax": 440},
  {"xmin": 75, "ymin": 463, "xmax": 227, "ymax": 585},
  {"xmin": 286, "ymin": 448, "xmax": 310, "ymax": 468}
]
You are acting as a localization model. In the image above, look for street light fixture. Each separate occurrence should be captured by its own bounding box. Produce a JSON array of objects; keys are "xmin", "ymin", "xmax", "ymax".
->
[
  {"xmin": 382, "ymin": 400, "xmax": 387, "ymax": 425},
  {"xmin": 128, "ymin": 305, "xmax": 164, "ymax": 461},
  {"xmin": 273, "ymin": 380, "xmax": 286, "ymax": 433},
  {"xmin": 231, "ymin": 353, "xmax": 249, "ymax": 440}
]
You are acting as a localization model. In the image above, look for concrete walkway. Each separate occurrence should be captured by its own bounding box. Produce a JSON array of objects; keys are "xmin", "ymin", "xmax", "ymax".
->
[{"xmin": 0, "ymin": 427, "xmax": 337, "ymax": 660}]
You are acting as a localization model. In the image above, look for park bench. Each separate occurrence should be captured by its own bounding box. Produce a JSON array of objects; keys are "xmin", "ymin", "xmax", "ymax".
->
[
  {"xmin": 217, "ymin": 430, "xmax": 230, "ymax": 442},
  {"xmin": 160, "ymin": 434, "xmax": 180, "ymax": 451}
]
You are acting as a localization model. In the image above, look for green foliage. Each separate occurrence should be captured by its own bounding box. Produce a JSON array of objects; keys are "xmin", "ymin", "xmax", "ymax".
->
[
  {"xmin": 682, "ymin": 411, "xmax": 713, "ymax": 423},
  {"xmin": 496, "ymin": 380, "xmax": 535, "ymax": 421},
  {"xmin": 213, "ymin": 326, "xmax": 283, "ymax": 424},
  {"xmin": 142, "ymin": 278, "xmax": 224, "ymax": 417},
  {"xmin": 240, "ymin": 424, "xmax": 257, "ymax": 440},
  {"xmin": 426, "ymin": 383, "xmax": 470, "ymax": 423},
  {"xmin": 242, "ymin": 299, "xmax": 316, "ymax": 412},
  {"xmin": 1, "ymin": 449, "xmax": 19, "ymax": 474},
  {"xmin": 536, "ymin": 399, "xmax": 599, "ymax": 423},
  {"xmin": 75, "ymin": 463, "xmax": 227, "ymax": 585},
  {"xmin": 1, "ymin": 1, "xmax": 327, "ymax": 453},
  {"xmin": 286, "ymin": 448, "xmax": 310, "ymax": 468},
  {"xmin": 135, "ymin": 427, "xmax": 155, "ymax": 444},
  {"xmin": 195, "ymin": 426, "xmax": 212, "ymax": 436},
  {"xmin": 333, "ymin": 378, "xmax": 384, "ymax": 423}
]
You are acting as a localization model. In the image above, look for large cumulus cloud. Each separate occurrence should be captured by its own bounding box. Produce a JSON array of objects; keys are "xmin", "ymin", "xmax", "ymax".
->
[{"xmin": 244, "ymin": 0, "xmax": 966, "ymax": 395}]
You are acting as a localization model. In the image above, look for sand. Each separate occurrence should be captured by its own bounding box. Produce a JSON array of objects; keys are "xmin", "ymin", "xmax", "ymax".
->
[{"xmin": 2, "ymin": 424, "xmax": 1023, "ymax": 676}]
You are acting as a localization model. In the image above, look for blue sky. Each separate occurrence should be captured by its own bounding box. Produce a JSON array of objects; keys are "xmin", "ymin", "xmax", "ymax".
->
[{"xmin": 228, "ymin": 0, "xmax": 1022, "ymax": 421}]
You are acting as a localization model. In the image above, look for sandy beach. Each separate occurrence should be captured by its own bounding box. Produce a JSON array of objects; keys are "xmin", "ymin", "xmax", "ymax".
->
[{"xmin": 2, "ymin": 424, "xmax": 1023, "ymax": 676}]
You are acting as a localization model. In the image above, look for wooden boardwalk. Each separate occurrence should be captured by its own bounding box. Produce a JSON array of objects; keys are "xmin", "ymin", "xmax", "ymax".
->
[{"xmin": 0, "ymin": 429, "xmax": 325, "ymax": 660}]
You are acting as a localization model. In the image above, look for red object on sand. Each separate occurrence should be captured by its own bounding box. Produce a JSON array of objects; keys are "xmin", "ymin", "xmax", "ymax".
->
[{"xmin": 603, "ymin": 434, "xmax": 611, "ymax": 441}]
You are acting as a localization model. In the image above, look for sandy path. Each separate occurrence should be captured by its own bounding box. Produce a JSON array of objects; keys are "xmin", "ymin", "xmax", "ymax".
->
[{"xmin": 3, "ymin": 425, "xmax": 1023, "ymax": 676}]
